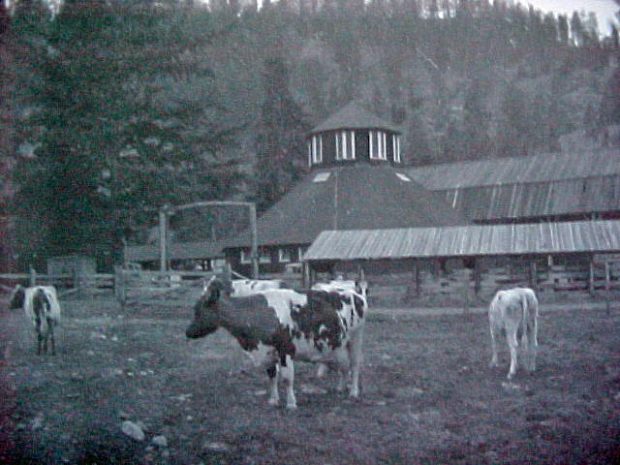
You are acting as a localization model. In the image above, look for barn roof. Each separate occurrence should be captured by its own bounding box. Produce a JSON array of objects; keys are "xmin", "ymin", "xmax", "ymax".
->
[
  {"xmin": 406, "ymin": 149, "xmax": 620, "ymax": 222},
  {"xmin": 125, "ymin": 240, "xmax": 224, "ymax": 263},
  {"xmin": 224, "ymin": 164, "xmax": 466, "ymax": 249},
  {"xmin": 310, "ymin": 102, "xmax": 401, "ymax": 134},
  {"xmin": 304, "ymin": 220, "xmax": 620, "ymax": 261},
  {"xmin": 407, "ymin": 149, "xmax": 620, "ymax": 189}
]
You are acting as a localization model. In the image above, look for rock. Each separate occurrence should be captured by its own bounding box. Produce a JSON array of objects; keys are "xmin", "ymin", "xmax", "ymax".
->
[
  {"xmin": 152, "ymin": 435, "xmax": 168, "ymax": 448},
  {"xmin": 121, "ymin": 420, "xmax": 145, "ymax": 442},
  {"xmin": 501, "ymin": 381, "xmax": 521, "ymax": 392},
  {"xmin": 203, "ymin": 441, "xmax": 230, "ymax": 453},
  {"xmin": 136, "ymin": 420, "xmax": 148, "ymax": 432}
]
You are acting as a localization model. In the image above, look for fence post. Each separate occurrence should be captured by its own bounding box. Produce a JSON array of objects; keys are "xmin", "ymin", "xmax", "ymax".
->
[
  {"xmin": 114, "ymin": 265, "xmax": 126, "ymax": 308},
  {"xmin": 463, "ymin": 268, "xmax": 470, "ymax": 315},
  {"xmin": 605, "ymin": 261, "xmax": 611, "ymax": 315},
  {"xmin": 29, "ymin": 265, "xmax": 36, "ymax": 286}
]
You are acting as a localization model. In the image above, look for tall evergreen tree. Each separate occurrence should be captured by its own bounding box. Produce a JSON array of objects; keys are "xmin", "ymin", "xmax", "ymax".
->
[{"xmin": 255, "ymin": 56, "xmax": 308, "ymax": 211}]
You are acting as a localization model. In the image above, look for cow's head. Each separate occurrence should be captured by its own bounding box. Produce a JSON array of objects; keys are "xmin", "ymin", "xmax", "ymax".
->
[
  {"xmin": 8, "ymin": 285, "xmax": 25, "ymax": 310},
  {"xmin": 186, "ymin": 278, "xmax": 226, "ymax": 339}
]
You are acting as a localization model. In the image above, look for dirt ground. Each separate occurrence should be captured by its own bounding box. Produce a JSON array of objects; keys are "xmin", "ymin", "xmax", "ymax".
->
[{"xmin": 0, "ymin": 292, "xmax": 619, "ymax": 465}]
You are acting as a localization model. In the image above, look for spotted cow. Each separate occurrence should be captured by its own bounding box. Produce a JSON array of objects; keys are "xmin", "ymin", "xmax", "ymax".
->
[
  {"xmin": 9, "ymin": 285, "xmax": 61, "ymax": 355},
  {"xmin": 186, "ymin": 277, "xmax": 367, "ymax": 409},
  {"xmin": 230, "ymin": 278, "xmax": 286, "ymax": 297},
  {"xmin": 489, "ymin": 287, "xmax": 539, "ymax": 379}
]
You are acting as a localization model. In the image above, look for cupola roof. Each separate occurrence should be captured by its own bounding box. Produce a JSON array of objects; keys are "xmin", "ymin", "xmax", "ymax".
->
[{"xmin": 310, "ymin": 102, "xmax": 401, "ymax": 134}]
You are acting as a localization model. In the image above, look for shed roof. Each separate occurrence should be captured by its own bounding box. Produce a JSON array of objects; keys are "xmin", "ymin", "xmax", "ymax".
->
[
  {"xmin": 125, "ymin": 241, "xmax": 224, "ymax": 263},
  {"xmin": 407, "ymin": 149, "xmax": 620, "ymax": 190},
  {"xmin": 224, "ymin": 164, "xmax": 465, "ymax": 249},
  {"xmin": 310, "ymin": 102, "xmax": 401, "ymax": 134},
  {"xmin": 304, "ymin": 220, "xmax": 620, "ymax": 261}
]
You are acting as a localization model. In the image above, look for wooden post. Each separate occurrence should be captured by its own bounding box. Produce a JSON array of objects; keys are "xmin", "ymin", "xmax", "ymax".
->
[
  {"xmin": 463, "ymin": 267, "xmax": 470, "ymax": 315},
  {"xmin": 249, "ymin": 203, "xmax": 259, "ymax": 279},
  {"xmin": 29, "ymin": 265, "xmax": 36, "ymax": 286},
  {"xmin": 588, "ymin": 258, "xmax": 595, "ymax": 296},
  {"xmin": 605, "ymin": 260, "xmax": 611, "ymax": 314},
  {"xmin": 159, "ymin": 208, "xmax": 168, "ymax": 272},
  {"xmin": 529, "ymin": 260, "xmax": 538, "ymax": 292},
  {"xmin": 473, "ymin": 258, "xmax": 481, "ymax": 297},
  {"xmin": 415, "ymin": 260, "xmax": 421, "ymax": 297},
  {"xmin": 302, "ymin": 262, "xmax": 311, "ymax": 288}
]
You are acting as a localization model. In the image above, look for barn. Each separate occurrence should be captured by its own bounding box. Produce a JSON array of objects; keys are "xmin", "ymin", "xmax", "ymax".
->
[
  {"xmin": 303, "ymin": 150, "xmax": 620, "ymax": 305},
  {"xmin": 124, "ymin": 103, "xmax": 620, "ymax": 305},
  {"xmin": 223, "ymin": 102, "xmax": 466, "ymax": 275}
]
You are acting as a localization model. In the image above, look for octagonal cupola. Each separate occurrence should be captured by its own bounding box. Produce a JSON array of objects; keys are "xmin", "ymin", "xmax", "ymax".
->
[{"xmin": 307, "ymin": 102, "xmax": 402, "ymax": 169}]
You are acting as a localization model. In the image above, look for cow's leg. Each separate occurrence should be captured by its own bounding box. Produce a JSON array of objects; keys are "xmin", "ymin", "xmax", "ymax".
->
[
  {"xmin": 48, "ymin": 319, "xmax": 56, "ymax": 356},
  {"xmin": 348, "ymin": 329, "xmax": 364, "ymax": 398},
  {"xmin": 520, "ymin": 321, "xmax": 530, "ymax": 373},
  {"xmin": 266, "ymin": 364, "xmax": 280, "ymax": 406},
  {"xmin": 489, "ymin": 321, "xmax": 499, "ymax": 368},
  {"xmin": 316, "ymin": 363, "xmax": 328, "ymax": 379},
  {"xmin": 506, "ymin": 324, "xmax": 519, "ymax": 379},
  {"xmin": 528, "ymin": 314, "xmax": 538, "ymax": 372},
  {"xmin": 280, "ymin": 355, "xmax": 297, "ymax": 410},
  {"xmin": 334, "ymin": 349, "xmax": 350, "ymax": 392},
  {"xmin": 37, "ymin": 333, "xmax": 43, "ymax": 355}
]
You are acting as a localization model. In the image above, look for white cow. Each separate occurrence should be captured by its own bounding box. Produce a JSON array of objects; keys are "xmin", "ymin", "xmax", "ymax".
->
[
  {"xmin": 9, "ymin": 285, "xmax": 62, "ymax": 355},
  {"xmin": 489, "ymin": 287, "xmax": 539, "ymax": 379}
]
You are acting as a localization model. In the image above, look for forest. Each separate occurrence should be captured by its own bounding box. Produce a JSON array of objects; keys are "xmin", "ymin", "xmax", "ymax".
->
[{"xmin": 0, "ymin": 0, "xmax": 619, "ymax": 270}]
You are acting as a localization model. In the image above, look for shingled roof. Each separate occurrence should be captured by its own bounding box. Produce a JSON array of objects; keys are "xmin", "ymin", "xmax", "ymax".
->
[
  {"xmin": 224, "ymin": 164, "xmax": 466, "ymax": 249},
  {"xmin": 406, "ymin": 149, "xmax": 620, "ymax": 222},
  {"xmin": 310, "ymin": 102, "xmax": 401, "ymax": 134}
]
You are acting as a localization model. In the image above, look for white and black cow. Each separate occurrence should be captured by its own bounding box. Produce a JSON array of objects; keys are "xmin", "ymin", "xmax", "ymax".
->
[
  {"xmin": 9, "ymin": 285, "xmax": 61, "ymax": 355},
  {"xmin": 489, "ymin": 287, "xmax": 539, "ymax": 379},
  {"xmin": 186, "ymin": 277, "xmax": 367, "ymax": 409},
  {"xmin": 230, "ymin": 278, "xmax": 286, "ymax": 297}
]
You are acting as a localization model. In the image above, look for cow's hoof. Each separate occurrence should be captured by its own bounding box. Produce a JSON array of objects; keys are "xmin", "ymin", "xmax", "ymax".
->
[
  {"xmin": 268, "ymin": 398, "xmax": 279, "ymax": 407},
  {"xmin": 285, "ymin": 403, "xmax": 297, "ymax": 410},
  {"xmin": 507, "ymin": 373, "xmax": 515, "ymax": 380}
]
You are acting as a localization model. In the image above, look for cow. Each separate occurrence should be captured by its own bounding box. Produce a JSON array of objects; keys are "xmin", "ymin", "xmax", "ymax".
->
[
  {"xmin": 9, "ymin": 285, "xmax": 61, "ymax": 355},
  {"xmin": 311, "ymin": 278, "xmax": 368, "ymax": 378},
  {"xmin": 186, "ymin": 277, "xmax": 367, "ymax": 409},
  {"xmin": 488, "ymin": 287, "xmax": 539, "ymax": 379},
  {"xmin": 229, "ymin": 278, "xmax": 286, "ymax": 297}
]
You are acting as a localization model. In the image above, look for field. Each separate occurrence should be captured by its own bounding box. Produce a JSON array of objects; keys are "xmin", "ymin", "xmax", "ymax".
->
[{"xmin": 0, "ymin": 292, "xmax": 619, "ymax": 465}]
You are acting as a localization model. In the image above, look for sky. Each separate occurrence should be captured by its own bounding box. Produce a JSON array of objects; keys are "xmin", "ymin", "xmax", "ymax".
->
[{"xmin": 523, "ymin": 1, "xmax": 619, "ymax": 34}]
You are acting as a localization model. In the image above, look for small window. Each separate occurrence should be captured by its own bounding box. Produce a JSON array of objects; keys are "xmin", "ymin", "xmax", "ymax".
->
[
  {"xmin": 313, "ymin": 172, "xmax": 331, "ymax": 183},
  {"xmin": 310, "ymin": 135, "xmax": 323, "ymax": 164},
  {"xmin": 259, "ymin": 248, "xmax": 271, "ymax": 264},
  {"xmin": 393, "ymin": 135, "xmax": 401, "ymax": 163},
  {"xmin": 369, "ymin": 130, "xmax": 387, "ymax": 160},
  {"xmin": 241, "ymin": 249, "xmax": 271, "ymax": 264},
  {"xmin": 336, "ymin": 131, "xmax": 355, "ymax": 160},
  {"xmin": 298, "ymin": 246, "xmax": 307, "ymax": 261},
  {"xmin": 278, "ymin": 248, "xmax": 292, "ymax": 263}
]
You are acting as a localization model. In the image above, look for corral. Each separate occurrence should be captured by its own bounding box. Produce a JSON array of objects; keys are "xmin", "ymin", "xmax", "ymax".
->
[{"xmin": 1, "ymin": 290, "xmax": 619, "ymax": 465}]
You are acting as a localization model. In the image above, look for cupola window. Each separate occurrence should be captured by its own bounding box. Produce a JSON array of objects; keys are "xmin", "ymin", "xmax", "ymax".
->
[
  {"xmin": 369, "ymin": 130, "xmax": 387, "ymax": 160},
  {"xmin": 393, "ymin": 135, "xmax": 401, "ymax": 163},
  {"xmin": 335, "ymin": 131, "xmax": 356, "ymax": 160},
  {"xmin": 308, "ymin": 135, "xmax": 323, "ymax": 166}
]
